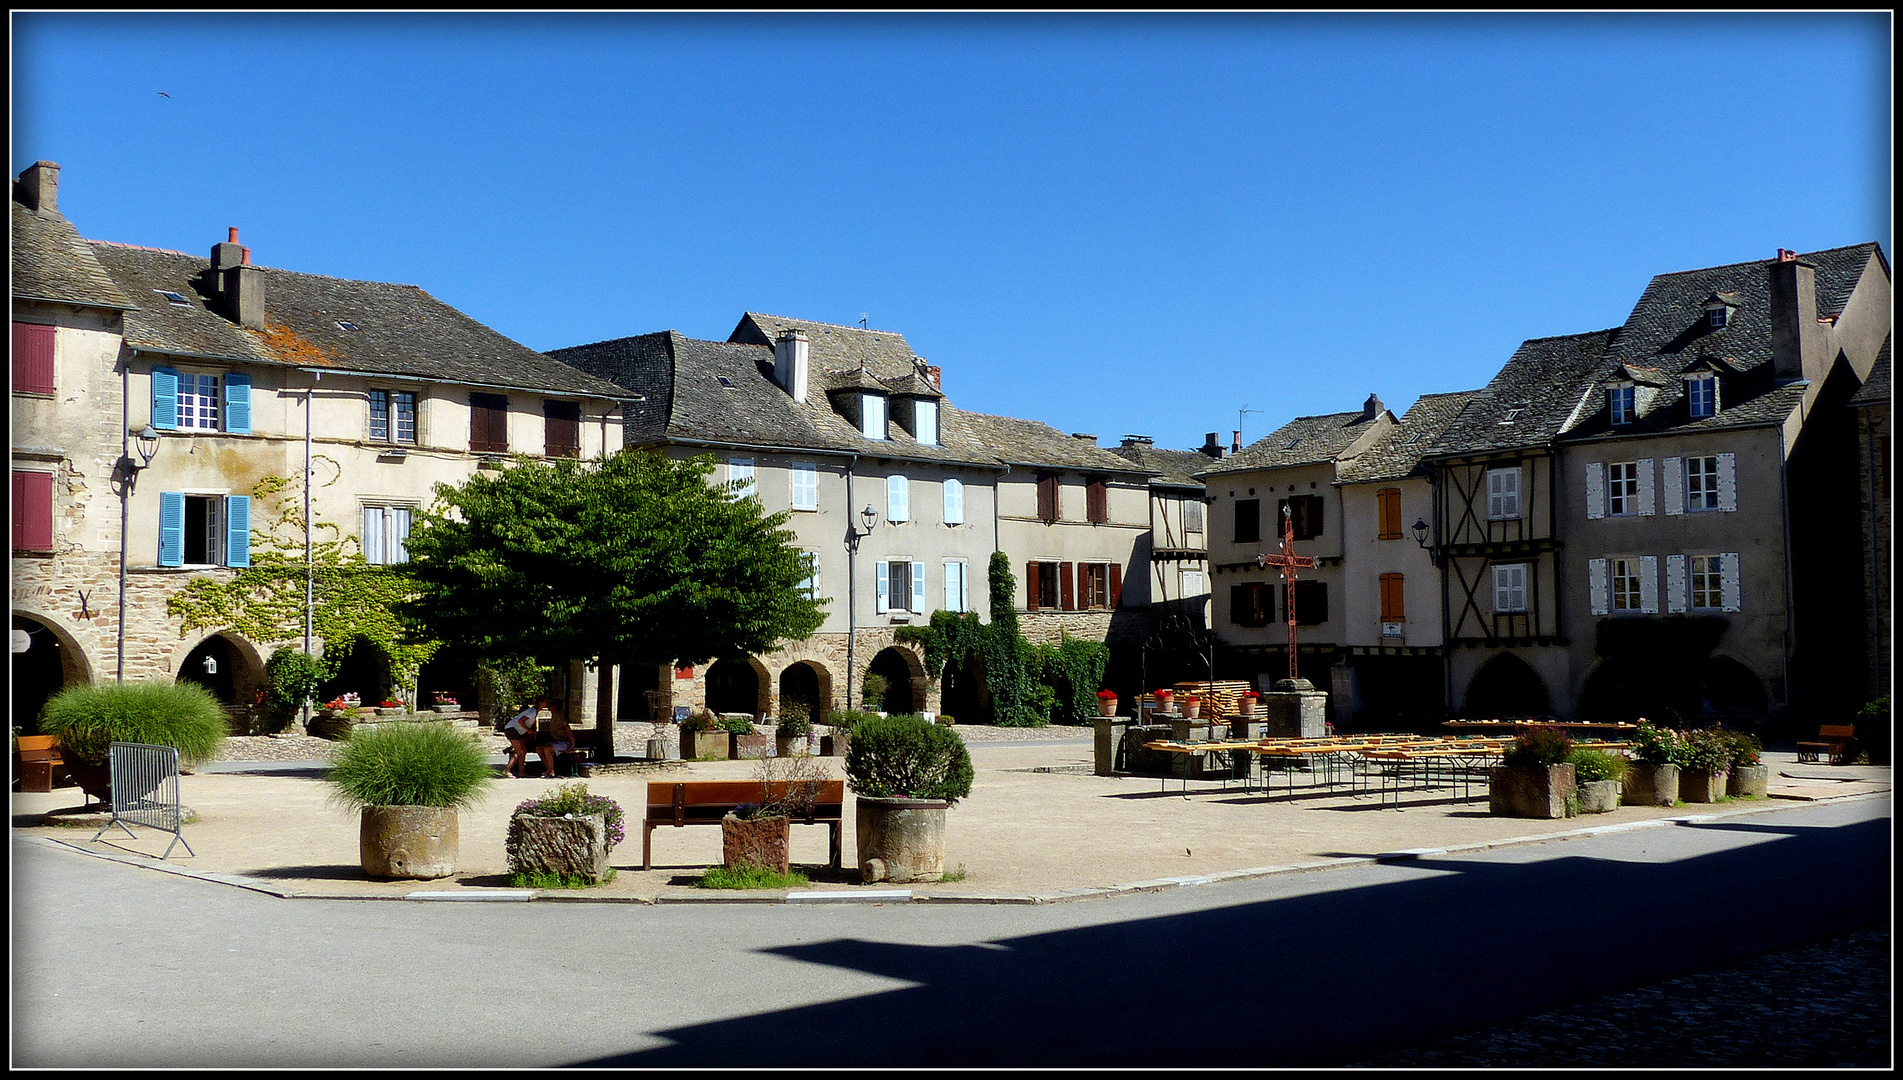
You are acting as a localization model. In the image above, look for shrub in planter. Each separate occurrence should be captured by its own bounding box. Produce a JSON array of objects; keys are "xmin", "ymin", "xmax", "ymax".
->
[
  {"xmin": 823, "ymin": 708, "xmax": 880, "ymax": 757},
  {"xmin": 1567, "ymin": 748, "xmax": 1627, "ymax": 813},
  {"xmin": 1624, "ymin": 721, "xmax": 1687, "ymax": 806},
  {"xmin": 846, "ymin": 714, "xmax": 974, "ymax": 883},
  {"xmin": 39, "ymin": 681, "xmax": 229, "ymax": 803},
  {"xmin": 776, "ymin": 701, "xmax": 814, "ymax": 755},
  {"xmin": 1842, "ymin": 697, "xmax": 1890, "ymax": 766},
  {"xmin": 1491, "ymin": 726, "xmax": 1577, "ymax": 819},
  {"xmin": 508, "ymin": 781, "xmax": 624, "ymax": 885},
  {"xmin": 679, "ymin": 709, "xmax": 727, "ymax": 760},
  {"xmin": 265, "ymin": 647, "xmax": 326, "ymax": 733},
  {"xmin": 1680, "ymin": 727, "xmax": 1733, "ymax": 803},
  {"xmin": 325, "ymin": 721, "xmax": 494, "ymax": 879},
  {"xmin": 722, "ymin": 754, "xmax": 829, "ymax": 875},
  {"xmin": 1719, "ymin": 728, "xmax": 1769, "ymax": 797},
  {"xmin": 860, "ymin": 672, "xmax": 889, "ymax": 713}
]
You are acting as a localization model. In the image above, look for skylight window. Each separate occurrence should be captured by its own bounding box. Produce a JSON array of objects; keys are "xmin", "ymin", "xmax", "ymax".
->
[
  {"xmin": 336, "ymin": 320, "xmax": 360, "ymax": 331},
  {"xmin": 716, "ymin": 376, "xmax": 737, "ymax": 389},
  {"xmin": 1284, "ymin": 438, "xmax": 1302, "ymax": 450},
  {"xmin": 1498, "ymin": 408, "xmax": 1524, "ymax": 425},
  {"xmin": 155, "ymin": 289, "xmax": 190, "ymax": 306}
]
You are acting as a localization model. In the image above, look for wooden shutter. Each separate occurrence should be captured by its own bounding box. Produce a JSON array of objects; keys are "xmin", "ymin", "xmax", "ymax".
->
[
  {"xmin": 1635, "ymin": 459, "xmax": 1655, "ymax": 516},
  {"xmin": 1716, "ymin": 453, "xmax": 1737, "ymax": 511},
  {"xmin": 1378, "ymin": 489, "xmax": 1401, "ymax": 540},
  {"xmin": 1588, "ymin": 557, "xmax": 1609, "ymax": 615},
  {"xmin": 1294, "ymin": 580, "xmax": 1328, "ymax": 625},
  {"xmin": 1025, "ymin": 562, "xmax": 1040, "ymax": 611},
  {"xmin": 1666, "ymin": 554, "xmax": 1687, "ymax": 613},
  {"xmin": 223, "ymin": 373, "xmax": 252, "ymax": 434},
  {"xmin": 152, "ymin": 367, "xmax": 181, "ymax": 431},
  {"xmin": 544, "ymin": 400, "xmax": 580, "ymax": 458},
  {"xmin": 1662, "ymin": 457, "xmax": 1684, "ymax": 516},
  {"xmin": 1720, "ymin": 553, "xmax": 1742, "ymax": 612},
  {"xmin": 158, "ymin": 491, "xmax": 185, "ymax": 567},
  {"xmin": 875, "ymin": 561, "xmax": 890, "ymax": 614},
  {"xmin": 470, "ymin": 393, "xmax": 508, "ymax": 452},
  {"xmin": 911, "ymin": 561, "xmax": 927, "ymax": 615},
  {"xmin": 1585, "ymin": 462, "xmax": 1605, "ymax": 519},
  {"xmin": 1087, "ymin": 479, "xmax": 1108, "ymax": 524},
  {"xmin": 1639, "ymin": 555, "xmax": 1659, "ymax": 613},
  {"xmin": 1230, "ymin": 584, "xmax": 1248, "ymax": 626},
  {"xmin": 1236, "ymin": 499, "xmax": 1259, "ymax": 544},
  {"xmin": 11, "ymin": 471, "xmax": 54, "ymax": 551},
  {"xmin": 1380, "ymin": 572, "xmax": 1404, "ymax": 621},
  {"xmin": 225, "ymin": 495, "xmax": 251, "ymax": 567},
  {"xmin": 1109, "ymin": 563, "xmax": 1122, "ymax": 608},
  {"xmin": 1059, "ymin": 562, "xmax": 1074, "ymax": 611},
  {"xmin": 1037, "ymin": 474, "xmax": 1058, "ymax": 522},
  {"xmin": 12, "ymin": 322, "xmax": 55, "ymax": 393},
  {"xmin": 1299, "ymin": 495, "xmax": 1323, "ymax": 539}
]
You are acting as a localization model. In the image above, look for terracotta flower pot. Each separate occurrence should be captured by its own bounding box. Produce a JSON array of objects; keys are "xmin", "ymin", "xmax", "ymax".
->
[{"xmin": 1098, "ymin": 698, "xmax": 1118, "ymax": 717}]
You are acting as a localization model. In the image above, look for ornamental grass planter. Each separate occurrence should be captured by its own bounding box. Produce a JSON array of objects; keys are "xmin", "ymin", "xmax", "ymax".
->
[
  {"xmin": 721, "ymin": 813, "xmax": 791, "ymax": 876},
  {"xmin": 1727, "ymin": 763, "xmax": 1769, "ymax": 798},
  {"xmin": 1488, "ymin": 763, "xmax": 1576, "ymax": 819},
  {"xmin": 360, "ymin": 805, "xmax": 459, "ymax": 879},
  {"xmin": 681, "ymin": 730, "xmax": 728, "ymax": 760},
  {"xmin": 855, "ymin": 796, "xmax": 949, "ymax": 884},
  {"xmin": 1680, "ymin": 767, "xmax": 1729, "ymax": 803},
  {"xmin": 507, "ymin": 812, "xmax": 610, "ymax": 884},
  {"xmin": 1621, "ymin": 764, "xmax": 1679, "ymax": 806},
  {"xmin": 1576, "ymin": 779, "xmax": 1620, "ymax": 814}
]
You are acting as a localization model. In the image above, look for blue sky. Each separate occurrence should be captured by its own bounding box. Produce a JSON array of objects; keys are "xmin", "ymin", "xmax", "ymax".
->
[{"xmin": 12, "ymin": 13, "xmax": 1890, "ymax": 454}]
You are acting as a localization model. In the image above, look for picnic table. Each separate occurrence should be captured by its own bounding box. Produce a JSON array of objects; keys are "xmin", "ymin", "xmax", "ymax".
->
[{"xmin": 1443, "ymin": 720, "xmax": 1638, "ymax": 733}]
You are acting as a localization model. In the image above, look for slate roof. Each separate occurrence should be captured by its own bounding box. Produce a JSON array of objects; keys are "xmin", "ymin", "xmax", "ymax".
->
[
  {"xmin": 1200, "ymin": 408, "xmax": 1388, "ymax": 476},
  {"xmin": 86, "ymin": 242, "xmax": 628, "ymax": 398},
  {"xmin": 1339, "ymin": 390, "xmax": 1484, "ymax": 483},
  {"xmin": 730, "ymin": 313, "xmax": 941, "ymax": 397},
  {"xmin": 1107, "ymin": 441, "xmax": 1218, "ymax": 490},
  {"xmin": 1428, "ymin": 329, "xmax": 1622, "ymax": 457},
  {"xmin": 11, "ymin": 195, "xmax": 135, "ymax": 310},
  {"xmin": 1850, "ymin": 336, "xmax": 1891, "ymax": 408}
]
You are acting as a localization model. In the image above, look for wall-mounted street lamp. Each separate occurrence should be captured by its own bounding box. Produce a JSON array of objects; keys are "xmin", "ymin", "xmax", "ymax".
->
[
  {"xmin": 845, "ymin": 504, "xmax": 878, "ymax": 554},
  {"xmin": 845, "ymin": 503, "xmax": 880, "ymax": 710},
  {"xmin": 116, "ymin": 424, "xmax": 164, "ymax": 681},
  {"xmin": 1411, "ymin": 518, "xmax": 1431, "ymax": 550},
  {"xmin": 202, "ymin": 655, "xmax": 219, "ymax": 675}
]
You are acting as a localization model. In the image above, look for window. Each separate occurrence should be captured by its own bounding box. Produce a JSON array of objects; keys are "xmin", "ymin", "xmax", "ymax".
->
[
  {"xmin": 1086, "ymin": 478, "xmax": 1109, "ymax": 524},
  {"xmin": 469, "ymin": 393, "xmax": 509, "ymax": 453},
  {"xmin": 1277, "ymin": 495, "xmax": 1323, "ymax": 541},
  {"xmin": 1609, "ymin": 385, "xmax": 1636, "ymax": 425},
  {"xmin": 1293, "ymin": 580, "xmax": 1328, "ymax": 625},
  {"xmin": 1184, "ymin": 500, "xmax": 1205, "ymax": 537},
  {"xmin": 1707, "ymin": 308, "xmax": 1728, "ymax": 330},
  {"xmin": 177, "ymin": 373, "xmax": 221, "ymax": 431},
  {"xmin": 362, "ymin": 505, "xmax": 412, "ymax": 565},
  {"xmin": 369, "ymin": 390, "xmax": 418, "ymax": 444},
  {"xmin": 1079, "ymin": 563, "xmax": 1110, "ymax": 608},
  {"xmin": 1036, "ymin": 474, "xmax": 1060, "ymax": 523},
  {"xmin": 1607, "ymin": 461, "xmax": 1640, "ymax": 516},
  {"xmin": 861, "ymin": 393, "xmax": 887, "ymax": 440},
  {"xmin": 1230, "ymin": 582, "xmax": 1270, "ymax": 627},
  {"xmin": 151, "ymin": 368, "xmax": 250, "ymax": 434},
  {"xmin": 1492, "ymin": 564, "xmax": 1527, "ymax": 613},
  {"xmin": 914, "ymin": 399, "xmax": 939, "ymax": 446},
  {"xmin": 1027, "ymin": 561, "xmax": 1060, "ymax": 610},
  {"xmin": 157, "ymin": 492, "xmax": 250, "ymax": 567},
  {"xmin": 942, "ymin": 478, "xmax": 964, "ymax": 525},
  {"xmin": 1689, "ymin": 554, "xmax": 1723, "ymax": 610},
  {"xmin": 13, "ymin": 322, "xmax": 55, "ymax": 394},
  {"xmin": 1486, "ymin": 468, "xmax": 1522, "ymax": 520},
  {"xmin": 157, "ymin": 290, "xmax": 191, "ymax": 307},
  {"xmin": 1377, "ymin": 488, "xmax": 1403, "ymax": 540},
  {"xmin": 1180, "ymin": 570, "xmax": 1205, "ymax": 598},
  {"xmin": 1234, "ymin": 499, "xmax": 1260, "ymax": 544},
  {"xmin": 544, "ymin": 400, "xmax": 581, "ymax": 458},
  {"xmin": 1612, "ymin": 557, "xmax": 1642, "ymax": 611},
  {"xmin": 12, "ymin": 471, "xmax": 54, "ymax": 551},
  {"xmin": 790, "ymin": 462, "xmax": 818, "ymax": 511},
  {"xmin": 1379, "ymin": 572, "xmax": 1406, "ymax": 621},
  {"xmin": 943, "ymin": 559, "xmax": 968, "ymax": 612},
  {"xmin": 727, "ymin": 458, "xmax": 755, "ymax": 498},
  {"xmin": 1685, "ymin": 455, "xmax": 1720, "ymax": 511},
  {"xmin": 876, "ymin": 559, "xmax": 925, "ymax": 615},
  {"xmin": 1687, "ymin": 375, "xmax": 1717, "ymax": 419},
  {"xmin": 797, "ymin": 551, "xmax": 821, "ymax": 600},
  {"xmin": 886, "ymin": 474, "xmax": 909, "ymax": 523}
]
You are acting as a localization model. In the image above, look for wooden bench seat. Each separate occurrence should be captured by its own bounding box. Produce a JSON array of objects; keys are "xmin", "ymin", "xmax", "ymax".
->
[
  {"xmin": 15, "ymin": 734, "xmax": 63, "ymax": 793},
  {"xmin": 1796, "ymin": 724, "xmax": 1855, "ymax": 765},
  {"xmin": 642, "ymin": 779, "xmax": 845, "ymax": 871}
]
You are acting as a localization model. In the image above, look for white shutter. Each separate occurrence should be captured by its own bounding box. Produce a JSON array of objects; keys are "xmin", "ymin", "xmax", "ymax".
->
[
  {"xmin": 728, "ymin": 458, "xmax": 754, "ymax": 497},
  {"xmin": 1665, "ymin": 554, "xmax": 1687, "ymax": 613},
  {"xmin": 363, "ymin": 507, "xmax": 385, "ymax": 565},
  {"xmin": 943, "ymin": 478, "xmax": 964, "ymax": 525},
  {"xmin": 1589, "ymin": 557, "xmax": 1609, "ymax": 615},
  {"xmin": 875, "ymin": 561, "xmax": 890, "ymax": 614},
  {"xmin": 1635, "ymin": 459, "xmax": 1655, "ymax": 516},
  {"xmin": 887, "ymin": 475, "xmax": 908, "ymax": 523},
  {"xmin": 1639, "ymin": 555, "xmax": 1659, "ymax": 613},
  {"xmin": 1716, "ymin": 453, "xmax": 1737, "ymax": 511},
  {"xmin": 391, "ymin": 507, "xmax": 411, "ymax": 563},
  {"xmin": 1662, "ymin": 457, "xmax": 1684, "ymax": 516},
  {"xmin": 943, "ymin": 561, "xmax": 959, "ymax": 611},
  {"xmin": 1585, "ymin": 462, "xmax": 1605, "ymax": 520},
  {"xmin": 790, "ymin": 463, "xmax": 817, "ymax": 510},
  {"xmin": 1720, "ymin": 552, "xmax": 1741, "ymax": 611},
  {"xmin": 911, "ymin": 561, "xmax": 927, "ymax": 614}
]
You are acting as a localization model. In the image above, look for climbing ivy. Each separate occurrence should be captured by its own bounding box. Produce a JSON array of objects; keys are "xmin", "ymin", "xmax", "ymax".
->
[{"xmin": 167, "ymin": 470, "xmax": 438, "ymax": 699}]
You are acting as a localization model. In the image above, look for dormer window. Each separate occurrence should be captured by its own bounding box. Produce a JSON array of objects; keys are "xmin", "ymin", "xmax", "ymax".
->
[
  {"xmin": 1686, "ymin": 374, "xmax": 1718, "ymax": 419},
  {"xmin": 913, "ymin": 399, "xmax": 939, "ymax": 445},
  {"xmin": 1706, "ymin": 307, "xmax": 1727, "ymax": 330},
  {"xmin": 861, "ymin": 392, "xmax": 887, "ymax": 440},
  {"xmin": 1609, "ymin": 384, "xmax": 1636, "ymax": 425}
]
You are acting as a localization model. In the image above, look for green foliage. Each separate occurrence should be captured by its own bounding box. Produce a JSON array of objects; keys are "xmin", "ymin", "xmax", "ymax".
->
[
  {"xmin": 678, "ymin": 709, "xmax": 713, "ymax": 733},
  {"xmin": 776, "ymin": 701, "xmax": 812, "ymax": 737},
  {"xmin": 939, "ymin": 863, "xmax": 967, "ymax": 883},
  {"xmin": 1566, "ymin": 748, "xmax": 1629, "ymax": 784},
  {"xmin": 720, "ymin": 715, "xmax": 756, "ymax": 735},
  {"xmin": 1634, "ymin": 722, "xmax": 1692, "ymax": 767},
  {"xmin": 510, "ymin": 781, "xmax": 625, "ymax": 849},
  {"xmin": 859, "ymin": 671, "xmax": 888, "ymax": 710},
  {"xmin": 264, "ymin": 648, "xmax": 326, "ymax": 727},
  {"xmin": 168, "ymin": 473, "xmax": 436, "ymax": 695},
  {"xmin": 1031, "ymin": 634, "xmax": 1110, "ymax": 724},
  {"xmin": 1847, "ymin": 697, "xmax": 1891, "ymax": 765},
  {"xmin": 985, "ymin": 553, "xmax": 1040, "ymax": 726},
  {"xmin": 474, "ymin": 656, "xmax": 551, "ymax": 725},
  {"xmin": 827, "ymin": 708, "xmax": 881, "ymax": 735},
  {"xmin": 844, "ymin": 713, "xmax": 975, "ymax": 804},
  {"xmin": 323, "ymin": 722, "xmax": 494, "ymax": 810},
  {"xmin": 1718, "ymin": 727, "xmax": 1762, "ymax": 768},
  {"xmin": 508, "ymin": 868, "xmax": 617, "ymax": 889},
  {"xmin": 1502, "ymin": 726, "xmax": 1575, "ymax": 767},
  {"xmin": 695, "ymin": 862, "xmax": 810, "ymax": 890},
  {"xmin": 399, "ymin": 450, "xmax": 825, "ymax": 670},
  {"xmin": 1681, "ymin": 727, "xmax": 1734, "ymax": 773},
  {"xmin": 38, "ymin": 681, "xmax": 229, "ymax": 765}
]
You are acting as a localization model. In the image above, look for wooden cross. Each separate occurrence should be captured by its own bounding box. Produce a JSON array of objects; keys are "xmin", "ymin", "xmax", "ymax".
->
[{"xmin": 1257, "ymin": 505, "xmax": 1316, "ymax": 682}]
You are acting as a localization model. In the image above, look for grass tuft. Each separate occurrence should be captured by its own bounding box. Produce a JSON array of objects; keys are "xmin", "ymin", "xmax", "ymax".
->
[
  {"xmin": 509, "ymin": 868, "xmax": 616, "ymax": 889},
  {"xmin": 939, "ymin": 863, "xmax": 967, "ymax": 883},
  {"xmin": 694, "ymin": 862, "xmax": 810, "ymax": 889}
]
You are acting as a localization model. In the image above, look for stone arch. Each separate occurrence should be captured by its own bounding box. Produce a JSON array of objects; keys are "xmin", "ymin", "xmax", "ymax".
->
[
  {"xmin": 777, "ymin": 660, "xmax": 832, "ymax": 726},
  {"xmin": 705, "ymin": 656, "xmax": 770, "ymax": 717},
  {"xmin": 315, "ymin": 637, "xmax": 394, "ymax": 707},
  {"xmin": 1465, "ymin": 651, "xmax": 1552, "ymax": 720},
  {"xmin": 11, "ymin": 610, "xmax": 96, "ymax": 733},
  {"xmin": 1697, "ymin": 653, "xmax": 1769, "ymax": 726},
  {"xmin": 1576, "ymin": 656, "xmax": 1687, "ymax": 726},
  {"xmin": 867, "ymin": 645, "xmax": 926, "ymax": 714},
  {"xmin": 168, "ymin": 629, "xmax": 268, "ymax": 704}
]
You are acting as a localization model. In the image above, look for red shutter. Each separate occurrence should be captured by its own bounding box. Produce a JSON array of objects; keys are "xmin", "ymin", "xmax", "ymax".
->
[
  {"xmin": 13, "ymin": 322, "xmax": 56, "ymax": 394},
  {"xmin": 12, "ymin": 471, "xmax": 54, "ymax": 551},
  {"xmin": 1025, "ymin": 562, "xmax": 1040, "ymax": 611},
  {"xmin": 1087, "ymin": 479, "xmax": 1107, "ymax": 524},
  {"xmin": 1059, "ymin": 562, "xmax": 1074, "ymax": 610},
  {"xmin": 1109, "ymin": 563, "xmax": 1122, "ymax": 608},
  {"xmin": 1036, "ymin": 475, "xmax": 1056, "ymax": 522}
]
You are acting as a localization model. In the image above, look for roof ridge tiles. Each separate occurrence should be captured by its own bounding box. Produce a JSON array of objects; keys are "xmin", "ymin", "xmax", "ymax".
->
[
  {"xmin": 1647, "ymin": 242, "xmax": 1876, "ymax": 279},
  {"xmin": 746, "ymin": 311, "xmax": 908, "ymax": 337},
  {"xmin": 87, "ymin": 238, "xmax": 194, "ymax": 256}
]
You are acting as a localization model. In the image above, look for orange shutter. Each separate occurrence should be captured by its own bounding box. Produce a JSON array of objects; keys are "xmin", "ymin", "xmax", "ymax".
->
[
  {"xmin": 1379, "ymin": 572, "xmax": 1405, "ymax": 621},
  {"xmin": 1378, "ymin": 488, "xmax": 1402, "ymax": 540},
  {"xmin": 1026, "ymin": 562, "xmax": 1040, "ymax": 611},
  {"xmin": 1109, "ymin": 563, "xmax": 1122, "ymax": 608},
  {"xmin": 1059, "ymin": 562, "xmax": 1075, "ymax": 610}
]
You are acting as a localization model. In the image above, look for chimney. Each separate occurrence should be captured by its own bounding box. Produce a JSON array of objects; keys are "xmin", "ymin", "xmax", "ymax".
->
[
  {"xmin": 1120, "ymin": 435, "xmax": 1154, "ymax": 448},
  {"xmin": 1071, "ymin": 433, "xmax": 1098, "ymax": 445},
  {"xmin": 1361, "ymin": 392, "xmax": 1384, "ymax": 421},
  {"xmin": 773, "ymin": 329, "xmax": 810, "ymax": 403},
  {"xmin": 1768, "ymin": 252, "xmax": 1825, "ymax": 382},
  {"xmin": 923, "ymin": 364, "xmax": 942, "ymax": 392},
  {"xmin": 15, "ymin": 161, "xmax": 59, "ymax": 213},
  {"xmin": 1232, "ymin": 430, "xmax": 1242, "ymax": 454},
  {"xmin": 1200, "ymin": 432, "xmax": 1225, "ymax": 458},
  {"xmin": 209, "ymin": 228, "xmax": 264, "ymax": 329}
]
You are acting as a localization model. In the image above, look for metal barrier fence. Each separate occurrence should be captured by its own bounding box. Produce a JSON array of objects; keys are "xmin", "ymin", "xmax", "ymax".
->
[{"xmin": 89, "ymin": 741, "xmax": 194, "ymax": 859}]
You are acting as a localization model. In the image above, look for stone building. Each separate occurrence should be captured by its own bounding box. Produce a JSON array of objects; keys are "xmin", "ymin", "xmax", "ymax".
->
[
  {"xmin": 1850, "ymin": 342, "xmax": 1890, "ymax": 704},
  {"xmin": 11, "ymin": 161, "xmax": 631, "ymax": 731},
  {"xmin": 548, "ymin": 314, "xmax": 1157, "ymax": 723}
]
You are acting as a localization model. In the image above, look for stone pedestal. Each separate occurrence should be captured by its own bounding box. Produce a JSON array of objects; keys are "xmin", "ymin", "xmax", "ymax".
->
[
  {"xmin": 1093, "ymin": 717, "xmax": 1129, "ymax": 776},
  {"xmin": 1259, "ymin": 679, "xmax": 1328, "ymax": 739},
  {"xmin": 1120, "ymin": 724, "xmax": 1175, "ymax": 776}
]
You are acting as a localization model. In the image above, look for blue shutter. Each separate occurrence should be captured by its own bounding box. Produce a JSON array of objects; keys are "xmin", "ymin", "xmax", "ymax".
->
[
  {"xmin": 151, "ymin": 367, "xmax": 180, "ymax": 431},
  {"xmin": 225, "ymin": 495, "xmax": 251, "ymax": 567},
  {"xmin": 875, "ymin": 561, "xmax": 890, "ymax": 614},
  {"xmin": 911, "ymin": 561, "xmax": 927, "ymax": 614},
  {"xmin": 223, "ymin": 373, "xmax": 252, "ymax": 434},
  {"xmin": 158, "ymin": 491, "xmax": 185, "ymax": 566}
]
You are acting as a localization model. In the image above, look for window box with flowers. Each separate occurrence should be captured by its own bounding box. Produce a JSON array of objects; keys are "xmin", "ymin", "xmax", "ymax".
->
[{"xmin": 432, "ymin": 692, "xmax": 461, "ymax": 714}]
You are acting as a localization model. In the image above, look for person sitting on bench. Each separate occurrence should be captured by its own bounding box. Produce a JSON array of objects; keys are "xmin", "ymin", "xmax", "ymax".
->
[
  {"xmin": 536, "ymin": 706, "xmax": 578, "ymax": 778},
  {"xmin": 503, "ymin": 698, "xmax": 544, "ymax": 779}
]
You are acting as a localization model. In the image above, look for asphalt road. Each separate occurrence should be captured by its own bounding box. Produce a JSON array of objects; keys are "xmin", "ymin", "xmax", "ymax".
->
[{"xmin": 11, "ymin": 797, "xmax": 1888, "ymax": 1068}]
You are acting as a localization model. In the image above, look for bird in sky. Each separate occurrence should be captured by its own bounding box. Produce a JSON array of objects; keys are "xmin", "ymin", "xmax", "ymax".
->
[{"xmin": 158, "ymin": 91, "xmax": 171, "ymax": 98}]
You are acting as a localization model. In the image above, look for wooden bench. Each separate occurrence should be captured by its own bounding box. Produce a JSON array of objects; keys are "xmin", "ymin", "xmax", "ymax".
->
[
  {"xmin": 1796, "ymin": 724, "xmax": 1855, "ymax": 765},
  {"xmin": 15, "ymin": 734, "xmax": 64, "ymax": 793},
  {"xmin": 642, "ymin": 779, "xmax": 844, "ymax": 871}
]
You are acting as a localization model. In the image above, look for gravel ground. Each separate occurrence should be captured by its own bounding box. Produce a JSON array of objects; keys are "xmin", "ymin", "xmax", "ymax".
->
[{"xmin": 1357, "ymin": 926, "xmax": 1891, "ymax": 1068}]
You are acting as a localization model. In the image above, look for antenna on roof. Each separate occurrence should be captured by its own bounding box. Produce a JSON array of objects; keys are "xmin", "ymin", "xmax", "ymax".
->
[
  {"xmin": 1238, "ymin": 404, "xmax": 1266, "ymax": 442},
  {"xmin": 859, "ymin": 313, "xmax": 869, "ymax": 329}
]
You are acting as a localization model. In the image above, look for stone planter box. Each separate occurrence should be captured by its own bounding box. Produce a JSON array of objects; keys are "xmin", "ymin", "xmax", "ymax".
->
[
  {"xmin": 1727, "ymin": 763, "xmax": 1769, "ymax": 798},
  {"xmin": 1622, "ymin": 763, "xmax": 1679, "ymax": 806},
  {"xmin": 732, "ymin": 733, "xmax": 771, "ymax": 760},
  {"xmin": 1576, "ymin": 779, "xmax": 1620, "ymax": 814},
  {"xmin": 507, "ymin": 812, "xmax": 609, "ymax": 884},
  {"xmin": 433, "ymin": 705, "xmax": 461, "ymax": 714},
  {"xmin": 822, "ymin": 732, "xmax": 850, "ymax": 758},
  {"xmin": 681, "ymin": 730, "xmax": 728, "ymax": 760},
  {"xmin": 721, "ymin": 813, "xmax": 791, "ymax": 875},
  {"xmin": 855, "ymin": 796, "xmax": 949, "ymax": 884},
  {"xmin": 1489, "ymin": 763, "xmax": 1576, "ymax": 819},
  {"xmin": 360, "ymin": 805, "xmax": 458, "ymax": 879},
  {"xmin": 1681, "ymin": 767, "xmax": 1729, "ymax": 803},
  {"xmin": 774, "ymin": 735, "xmax": 807, "ymax": 758}
]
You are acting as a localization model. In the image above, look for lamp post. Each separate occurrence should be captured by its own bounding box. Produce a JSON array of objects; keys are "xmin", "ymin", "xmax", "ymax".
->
[
  {"xmin": 844, "ymin": 503, "xmax": 879, "ymax": 711},
  {"xmin": 113, "ymin": 424, "xmax": 162, "ymax": 681},
  {"xmin": 1412, "ymin": 517, "xmax": 1433, "ymax": 559}
]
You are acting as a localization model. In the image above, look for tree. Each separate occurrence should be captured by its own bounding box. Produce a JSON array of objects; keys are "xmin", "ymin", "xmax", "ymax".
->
[{"xmin": 398, "ymin": 449, "xmax": 826, "ymax": 691}]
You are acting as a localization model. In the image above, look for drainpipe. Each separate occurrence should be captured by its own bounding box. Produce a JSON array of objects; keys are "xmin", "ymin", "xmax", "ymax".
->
[
  {"xmin": 305, "ymin": 373, "xmax": 316, "ymax": 653},
  {"xmin": 1777, "ymin": 425, "xmax": 1796, "ymax": 718},
  {"xmin": 845, "ymin": 454, "xmax": 859, "ymax": 711},
  {"xmin": 116, "ymin": 352, "xmax": 132, "ymax": 681}
]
